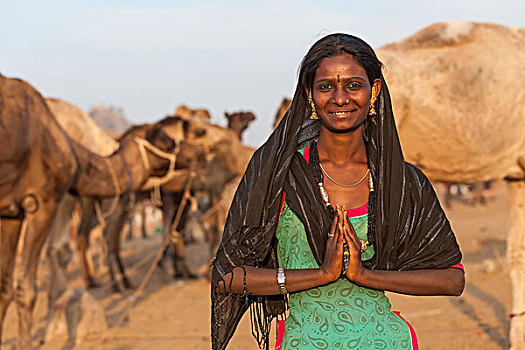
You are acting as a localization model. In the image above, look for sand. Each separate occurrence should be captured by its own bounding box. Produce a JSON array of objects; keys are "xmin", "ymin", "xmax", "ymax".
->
[{"xmin": 1, "ymin": 181, "xmax": 511, "ymax": 349}]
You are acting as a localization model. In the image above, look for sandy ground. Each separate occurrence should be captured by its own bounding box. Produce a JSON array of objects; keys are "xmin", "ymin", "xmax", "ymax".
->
[{"xmin": 1, "ymin": 181, "xmax": 512, "ymax": 349}]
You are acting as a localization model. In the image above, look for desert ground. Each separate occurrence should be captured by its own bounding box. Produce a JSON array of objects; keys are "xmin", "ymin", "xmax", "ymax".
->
[{"xmin": 1, "ymin": 181, "xmax": 511, "ymax": 350}]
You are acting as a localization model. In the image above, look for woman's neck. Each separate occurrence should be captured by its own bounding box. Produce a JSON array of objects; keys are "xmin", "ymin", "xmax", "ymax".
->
[{"xmin": 317, "ymin": 125, "xmax": 367, "ymax": 165}]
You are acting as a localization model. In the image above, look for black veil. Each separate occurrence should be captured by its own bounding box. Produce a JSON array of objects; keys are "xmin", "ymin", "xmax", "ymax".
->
[{"xmin": 211, "ymin": 74, "xmax": 462, "ymax": 350}]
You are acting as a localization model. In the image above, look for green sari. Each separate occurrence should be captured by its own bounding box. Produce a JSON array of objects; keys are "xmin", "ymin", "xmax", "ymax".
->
[{"xmin": 276, "ymin": 201, "xmax": 415, "ymax": 349}]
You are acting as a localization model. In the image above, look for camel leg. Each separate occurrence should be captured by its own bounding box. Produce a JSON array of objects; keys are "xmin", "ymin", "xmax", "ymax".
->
[
  {"xmin": 105, "ymin": 254, "xmax": 121, "ymax": 293},
  {"xmin": 103, "ymin": 196, "xmax": 133, "ymax": 292},
  {"xmin": 507, "ymin": 181, "xmax": 525, "ymax": 350},
  {"xmin": 140, "ymin": 204, "xmax": 148, "ymax": 238},
  {"xmin": 111, "ymin": 219, "xmax": 133, "ymax": 290},
  {"xmin": 14, "ymin": 201, "xmax": 58, "ymax": 350},
  {"xmin": 0, "ymin": 218, "xmax": 22, "ymax": 347},
  {"xmin": 125, "ymin": 216, "xmax": 133, "ymax": 241},
  {"xmin": 170, "ymin": 228, "xmax": 195, "ymax": 279},
  {"xmin": 46, "ymin": 194, "xmax": 76, "ymax": 312},
  {"xmin": 170, "ymin": 203, "xmax": 196, "ymax": 279},
  {"xmin": 158, "ymin": 195, "xmax": 177, "ymax": 271},
  {"xmin": 76, "ymin": 199, "xmax": 98, "ymax": 288}
]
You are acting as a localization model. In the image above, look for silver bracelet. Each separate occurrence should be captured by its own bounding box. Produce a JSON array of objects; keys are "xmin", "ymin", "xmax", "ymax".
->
[{"xmin": 277, "ymin": 267, "xmax": 288, "ymax": 295}]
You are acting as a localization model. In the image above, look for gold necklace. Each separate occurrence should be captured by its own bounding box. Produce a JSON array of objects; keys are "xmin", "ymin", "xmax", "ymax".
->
[
  {"xmin": 317, "ymin": 170, "xmax": 374, "ymax": 253},
  {"xmin": 319, "ymin": 163, "xmax": 370, "ymax": 188}
]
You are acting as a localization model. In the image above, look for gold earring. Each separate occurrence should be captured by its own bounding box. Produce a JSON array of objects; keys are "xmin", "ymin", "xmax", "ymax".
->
[
  {"xmin": 308, "ymin": 90, "xmax": 318, "ymax": 120},
  {"xmin": 369, "ymin": 85, "xmax": 377, "ymax": 116}
]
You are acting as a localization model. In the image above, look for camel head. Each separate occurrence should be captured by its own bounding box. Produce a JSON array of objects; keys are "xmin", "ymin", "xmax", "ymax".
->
[
  {"xmin": 225, "ymin": 111, "xmax": 256, "ymax": 140},
  {"xmin": 176, "ymin": 140, "xmax": 206, "ymax": 171},
  {"xmin": 117, "ymin": 123, "xmax": 177, "ymax": 178},
  {"xmin": 192, "ymin": 140, "xmax": 239, "ymax": 196}
]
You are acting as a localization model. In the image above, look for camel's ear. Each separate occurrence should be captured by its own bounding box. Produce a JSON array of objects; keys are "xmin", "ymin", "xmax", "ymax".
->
[{"xmin": 224, "ymin": 112, "xmax": 231, "ymax": 120}]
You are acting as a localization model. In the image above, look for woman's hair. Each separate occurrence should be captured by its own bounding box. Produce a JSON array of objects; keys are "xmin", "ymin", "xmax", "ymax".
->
[{"xmin": 298, "ymin": 33, "xmax": 383, "ymax": 94}]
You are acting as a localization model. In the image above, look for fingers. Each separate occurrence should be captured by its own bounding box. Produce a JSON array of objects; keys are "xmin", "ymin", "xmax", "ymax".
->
[
  {"xmin": 336, "ymin": 217, "xmax": 343, "ymax": 246},
  {"xmin": 340, "ymin": 206, "xmax": 361, "ymax": 250},
  {"xmin": 328, "ymin": 210, "xmax": 339, "ymax": 239}
]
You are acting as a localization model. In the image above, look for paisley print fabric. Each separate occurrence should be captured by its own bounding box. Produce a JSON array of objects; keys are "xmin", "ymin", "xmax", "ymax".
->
[{"xmin": 276, "ymin": 202, "xmax": 412, "ymax": 350}]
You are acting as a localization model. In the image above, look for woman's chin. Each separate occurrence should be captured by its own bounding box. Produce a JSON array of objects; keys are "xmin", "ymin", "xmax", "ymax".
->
[{"xmin": 320, "ymin": 120, "xmax": 364, "ymax": 134}]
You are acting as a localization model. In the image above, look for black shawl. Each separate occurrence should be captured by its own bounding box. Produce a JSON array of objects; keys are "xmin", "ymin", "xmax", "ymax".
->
[{"xmin": 211, "ymin": 75, "xmax": 462, "ymax": 350}]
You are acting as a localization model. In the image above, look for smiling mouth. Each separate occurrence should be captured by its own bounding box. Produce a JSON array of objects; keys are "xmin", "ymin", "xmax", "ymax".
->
[{"xmin": 330, "ymin": 110, "xmax": 356, "ymax": 116}]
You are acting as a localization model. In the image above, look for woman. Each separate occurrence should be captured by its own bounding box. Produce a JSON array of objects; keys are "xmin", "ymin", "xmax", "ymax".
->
[{"xmin": 211, "ymin": 34, "xmax": 464, "ymax": 350}]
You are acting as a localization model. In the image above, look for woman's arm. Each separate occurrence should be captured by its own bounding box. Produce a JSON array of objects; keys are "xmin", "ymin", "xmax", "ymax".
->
[
  {"xmin": 216, "ymin": 212, "xmax": 345, "ymax": 296},
  {"xmin": 338, "ymin": 206, "xmax": 465, "ymax": 296},
  {"xmin": 351, "ymin": 267, "xmax": 465, "ymax": 296}
]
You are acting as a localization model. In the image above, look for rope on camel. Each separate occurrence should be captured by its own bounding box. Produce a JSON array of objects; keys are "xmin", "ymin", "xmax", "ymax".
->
[
  {"xmin": 94, "ymin": 158, "xmax": 122, "ymax": 228},
  {"xmin": 114, "ymin": 171, "xmax": 196, "ymax": 329}
]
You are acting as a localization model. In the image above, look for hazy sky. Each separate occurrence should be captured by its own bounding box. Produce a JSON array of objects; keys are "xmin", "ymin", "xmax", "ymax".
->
[{"xmin": 2, "ymin": 0, "xmax": 523, "ymax": 146}]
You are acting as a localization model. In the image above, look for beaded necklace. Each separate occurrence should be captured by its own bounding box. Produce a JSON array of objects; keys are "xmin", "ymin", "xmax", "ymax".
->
[{"xmin": 309, "ymin": 141, "xmax": 374, "ymax": 271}]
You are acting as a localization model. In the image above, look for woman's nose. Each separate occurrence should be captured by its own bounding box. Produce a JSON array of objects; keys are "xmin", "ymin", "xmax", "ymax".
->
[{"xmin": 332, "ymin": 88, "xmax": 349, "ymax": 106}]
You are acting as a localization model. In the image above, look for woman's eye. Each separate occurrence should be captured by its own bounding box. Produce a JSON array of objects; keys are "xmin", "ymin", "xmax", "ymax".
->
[
  {"xmin": 347, "ymin": 82, "xmax": 364, "ymax": 89},
  {"xmin": 318, "ymin": 84, "xmax": 332, "ymax": 90}
]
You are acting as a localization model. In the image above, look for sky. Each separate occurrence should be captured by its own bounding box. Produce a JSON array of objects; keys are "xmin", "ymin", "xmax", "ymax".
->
[{"xmin": 1, "ymin": 0, "xmax": 523, "ymax": 147}]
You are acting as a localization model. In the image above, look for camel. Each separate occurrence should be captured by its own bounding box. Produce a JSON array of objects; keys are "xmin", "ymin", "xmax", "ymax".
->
[
  {"xmin": 224, "ymin": 111, "xmax": 256, "ymax": 141},
  {"xmin": 273, "ymin": 97, "xmax": 291, "ymax": 129},
  {"xmin": 43, "ymin": 98, "xmax": 120, "ymax": 307},
  {"xmin": 0, "ymin": 75, "xmax": 179, "ymax": 349},
  {"xmin": 73, "ymin": 118, "xmax": 207, "ymax": 290},
  {"xmin": 174, "ymin": 112, "xmax": 256, "ymax": 269},
  {"xmin": 175, "ymin": 104, "xmax": 211, "ymax": 121},
  {"xmin": 376, "ymin": 21, "xmax": 525, "ymax": 349},
  {"xmin": 74, "ymin": 114, "xmax": 253, "ymax": 286}
]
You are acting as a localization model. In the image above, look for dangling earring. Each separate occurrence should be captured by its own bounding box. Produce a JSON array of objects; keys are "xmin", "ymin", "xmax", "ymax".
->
[
  {"xmin": 308, "ymin": 90, "xmax": 318, "ymax": 120},
  {"xmin": 369, "ymin": 85, "xmax": 377, "ymax": 116}
]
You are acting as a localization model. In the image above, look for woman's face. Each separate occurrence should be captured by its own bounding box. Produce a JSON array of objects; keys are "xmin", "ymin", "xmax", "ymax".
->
[{"xmin": 311, "ymin": 53, "xmax": 380, "ymax": 133}]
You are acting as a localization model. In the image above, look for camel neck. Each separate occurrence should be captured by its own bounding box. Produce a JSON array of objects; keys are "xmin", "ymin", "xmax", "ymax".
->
[{"xmin": 70, "ymin": 140, "xmax": 146, "ymax": 197}]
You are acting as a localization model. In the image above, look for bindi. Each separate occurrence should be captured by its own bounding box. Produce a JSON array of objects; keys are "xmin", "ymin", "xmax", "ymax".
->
[{"xmin": 337, "ymin": 75, "xmax": 340, "ymax": 84}]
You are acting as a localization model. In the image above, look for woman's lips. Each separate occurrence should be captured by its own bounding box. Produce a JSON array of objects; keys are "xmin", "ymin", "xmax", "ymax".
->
[{"xmin": 329, "ymin": 110, "xmax": 356, "ymax": 117}]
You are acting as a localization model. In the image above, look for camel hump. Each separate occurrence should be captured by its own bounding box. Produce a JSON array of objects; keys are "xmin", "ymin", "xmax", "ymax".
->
[{"xmin": 381, "ymin": 21, "xmax": 523, "ymax": 50}]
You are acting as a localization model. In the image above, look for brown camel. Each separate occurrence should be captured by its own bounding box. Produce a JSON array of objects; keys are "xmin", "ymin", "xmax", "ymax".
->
[
  {"xmin": 74, "ymin": 118, "xmax": 207, "ymax": 290},
  {"xmin": 376, "ymin": 21, "xmax": 525, "ymax": 349},
  {"xmin": 43, "ymin": 98, "xmax": 120, "ymax": 308},
  {"xmin": 224, "ymin": 111, "xmax": 256, "ymax": 141},
  {"xmin": 172, "ymin": 112, "xmax": 256, "ymax": 271},
  {"xmin": 75, "ymin": 115, "xmax": 248, "ymax": 285},
  {"xmin": 175, "ymin": 104, "xmax": 211, "ymax": 121},
  {"xmin": 273, "ymin": 97, "xmax": 291, "ymax": 129},
  {"xmin": 0, "ymin": 75, "xmax": 178, "ymax": 349}
]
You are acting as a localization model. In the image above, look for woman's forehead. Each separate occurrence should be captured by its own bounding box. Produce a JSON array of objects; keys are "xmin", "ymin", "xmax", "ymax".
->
[{"xmin": 315, "ymin": 54, "xmax": 367, "ymax": 81}]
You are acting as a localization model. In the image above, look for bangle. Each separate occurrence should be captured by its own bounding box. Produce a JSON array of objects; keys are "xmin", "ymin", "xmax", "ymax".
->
[{"xmin": 277, "ymin": 267, "xmax": 288, "ymax": 295}]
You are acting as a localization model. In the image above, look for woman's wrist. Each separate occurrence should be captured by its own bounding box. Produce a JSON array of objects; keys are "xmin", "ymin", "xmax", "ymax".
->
[
  {"xmin": 318, "ymin": 266, "xmax": 339, "ymax": 284},
  {"xmin": 347, "ymin": 266, "xmax": 369, "ymax": 285}
]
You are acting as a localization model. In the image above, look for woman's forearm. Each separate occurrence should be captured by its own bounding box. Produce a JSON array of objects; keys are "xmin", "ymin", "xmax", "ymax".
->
[
  {"xmin": 216, "ymin": 266, "xmax": 334, "ymax": 296},
  {"xmin": 354, "ymin": 267, "xmax": 465, "ymax": 296}
]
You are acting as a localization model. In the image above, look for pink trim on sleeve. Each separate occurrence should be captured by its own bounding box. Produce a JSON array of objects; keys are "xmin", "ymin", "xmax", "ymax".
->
[
  {"xmin": 275, "ymin": 320, "xmax": 285, "ymax": 350},
  {"xmin": 450, "ymin": 262, "xmax": 465, "ymax": 273},
  {"xmin": 393, "ymin": 311, "xmax": 419, "ymax": 350}
]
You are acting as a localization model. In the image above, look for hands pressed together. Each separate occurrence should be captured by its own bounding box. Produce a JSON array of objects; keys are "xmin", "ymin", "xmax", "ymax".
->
[{"xmin": 321, "ymin": 205, "xmax": 366, "ymax": 284}]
